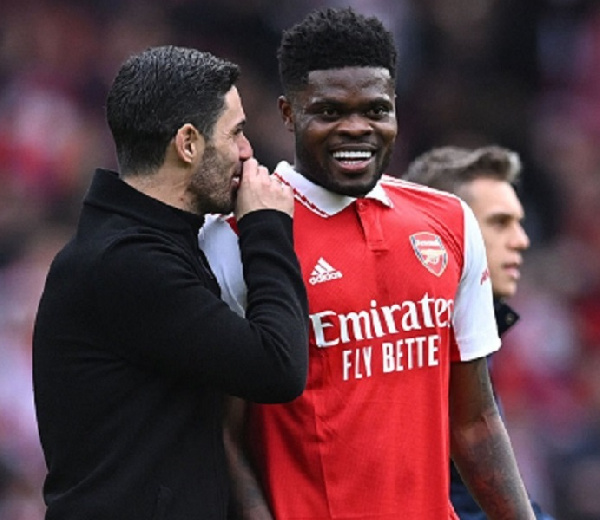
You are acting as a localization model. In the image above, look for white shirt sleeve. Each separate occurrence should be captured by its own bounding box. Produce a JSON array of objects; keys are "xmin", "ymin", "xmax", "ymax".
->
[
  {"xmin": 452, "ymin": 201, "xmax": 501, "ymax": 361},
  {"xmin": 198, "ymin": 214, "xmax": 247, "ymax": 317}
]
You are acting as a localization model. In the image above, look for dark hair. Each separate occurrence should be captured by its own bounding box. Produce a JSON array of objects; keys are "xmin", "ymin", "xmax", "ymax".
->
[
  {"xmin": 404, "ymin": 146, "xmax": 522, "ymax": 195},
  {"xmin": 106, "ymin": 45, "xmax": 240, "ymax": 175},
  {"xmin": 278, "ymin": 7, "xmax": 397, "ymax": 95}
]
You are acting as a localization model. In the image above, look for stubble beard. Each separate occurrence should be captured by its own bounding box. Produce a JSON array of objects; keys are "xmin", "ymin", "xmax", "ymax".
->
[{"xmin": 189, "ymin": 146, "xmax": 235, "ymax": 216}]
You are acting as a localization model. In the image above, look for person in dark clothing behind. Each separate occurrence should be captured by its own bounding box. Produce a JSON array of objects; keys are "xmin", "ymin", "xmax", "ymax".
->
[
  {"xmin": 404, "ymin": 145, "xmax": 554, "ymax": 520},
  {"xmin": 32, "ymin": 45, "xmax": 309, "ymax": 520}
]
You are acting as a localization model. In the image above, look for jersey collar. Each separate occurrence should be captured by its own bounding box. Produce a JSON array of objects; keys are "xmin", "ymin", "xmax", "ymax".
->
[{"xmin": 274, "ymin": 161, "xmax": 393, "ymax": 217}]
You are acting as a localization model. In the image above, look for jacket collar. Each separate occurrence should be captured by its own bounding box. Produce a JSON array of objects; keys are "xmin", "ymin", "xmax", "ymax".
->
[
  {"xmin": 494, "ymin": 299, "xmax": 520, "ymax": 336},
  {"xmin": 84, "ymin": 169, "xmax": 205, "ymax": 234}
]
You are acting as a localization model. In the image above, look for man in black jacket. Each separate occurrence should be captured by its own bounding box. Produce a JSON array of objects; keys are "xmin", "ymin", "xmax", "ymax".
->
[
  {"xmin": 32, "ymin": 46, "xmax": 309, "ymax": 520},
  {"xmin": 405, "ymin": 145, "xmax": 554, "ymax": 520}
]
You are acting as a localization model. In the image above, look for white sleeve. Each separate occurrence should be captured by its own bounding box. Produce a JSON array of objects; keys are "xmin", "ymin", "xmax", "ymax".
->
[
  {"xmin": 452, "ymin": 201, "xmax": 501, "ymax": 361},
  {"xmin": 198, "ymin": 214, "xmax": 247, "ymax": 317}
]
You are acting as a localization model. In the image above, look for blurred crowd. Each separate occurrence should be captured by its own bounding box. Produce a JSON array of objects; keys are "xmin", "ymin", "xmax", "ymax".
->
[{"xmin": 1, "ymin": 0, "xmax": 599, "ymax": 518}]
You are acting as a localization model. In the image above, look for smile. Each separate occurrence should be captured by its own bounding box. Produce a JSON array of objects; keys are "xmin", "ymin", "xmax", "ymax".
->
[{"xmin": 332, "ymin": 150, "xmax": 374, "ymax": 161}]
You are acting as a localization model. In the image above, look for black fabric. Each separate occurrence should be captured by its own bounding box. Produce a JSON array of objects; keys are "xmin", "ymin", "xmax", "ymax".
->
[
  {"xmin": 32, "ymin": 169, "xmax": 308, "ymax": 519},
  {"xmin": 493, "ymin": 299, "xmax": 520, "ymax": 336}
]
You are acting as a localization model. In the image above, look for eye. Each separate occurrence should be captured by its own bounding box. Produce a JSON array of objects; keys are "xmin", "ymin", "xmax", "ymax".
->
[
  {"xmin": 319, "ymin": 106, "xmax": 340, "ymax": 119},
  {"xmin": 367, "ymin": 105, "xmax": 390, "ymax": 119},
  {"xmin": 488, "ymin": 215, "xmax": 512, "ymax": 230}
]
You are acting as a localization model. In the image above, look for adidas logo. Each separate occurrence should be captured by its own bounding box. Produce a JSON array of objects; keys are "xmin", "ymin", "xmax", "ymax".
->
[{"xmin": 309, "ymin": 257, "xmax": 343, "ymax": 285}]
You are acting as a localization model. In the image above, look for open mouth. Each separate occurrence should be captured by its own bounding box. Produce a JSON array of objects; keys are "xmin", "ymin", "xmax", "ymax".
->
[
  {"xmin": 331, "ymin": 150, "xmax": 374, "ymax": 170},
  {"xmin": 332, "ymin": 150, "xmax": 374, "ymax": 161}
]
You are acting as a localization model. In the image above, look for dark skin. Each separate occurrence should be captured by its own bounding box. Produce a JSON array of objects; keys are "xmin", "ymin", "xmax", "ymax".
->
[
  {"xmin": 280, "ymin": 67, "xmax": 397, "ymax": 197},
  {"xmin": 450, "ymin": 359, "xmax": 535, "ymax": 519},
  {"xmin": 226, "ymin": 66, "xmax": 535, "ymax": 520}
]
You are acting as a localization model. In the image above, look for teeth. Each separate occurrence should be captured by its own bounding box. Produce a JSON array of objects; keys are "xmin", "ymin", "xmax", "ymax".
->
[{"xmin": 332, "ymin": 150, "xmax": 372, "ymax": 160}]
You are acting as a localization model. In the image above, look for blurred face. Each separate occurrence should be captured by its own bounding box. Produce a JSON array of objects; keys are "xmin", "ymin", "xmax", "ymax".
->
[
  {"xmin": 189, "ymin": 86, "xmax": 253, "ymax": 215},
  {"xmin": 280, "ymin": 67, "xmax": 397, "ymax": 197},
  {"xmin": 462, "ymin": 177, "xmax": 530, "ymax": 299}
]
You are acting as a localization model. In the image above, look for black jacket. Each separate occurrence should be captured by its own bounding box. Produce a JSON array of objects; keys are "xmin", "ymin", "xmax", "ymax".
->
[{"xmin": 32, "ymin": 169, "xmax": 309, "ymax": 519}]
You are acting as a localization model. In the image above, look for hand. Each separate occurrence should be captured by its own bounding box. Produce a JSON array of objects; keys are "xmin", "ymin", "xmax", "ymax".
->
[{"xmin": 235, "ymin": 158, "xmax": 294, "ymax": 220}]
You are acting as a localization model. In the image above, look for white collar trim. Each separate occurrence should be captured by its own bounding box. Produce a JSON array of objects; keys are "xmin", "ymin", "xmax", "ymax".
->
[{"xmin": 274, "ymin": 161, "xmax": 393, "ymax": 216}]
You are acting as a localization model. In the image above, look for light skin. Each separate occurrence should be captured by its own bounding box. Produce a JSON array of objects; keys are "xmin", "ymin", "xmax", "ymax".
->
[
  {"xmin": 124, "ymin": 86, "xmax": 294, "ymax": 219},
  {"xmin": 459, "ymin": 178, "xmax": 530, "ymax": 299},
  {"xmin": 227, "ymin": 66, "xmax": 535, "ymax": 520}
]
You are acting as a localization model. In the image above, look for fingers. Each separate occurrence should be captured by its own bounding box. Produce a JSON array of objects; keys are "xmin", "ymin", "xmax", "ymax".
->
[
  {"xmin": 235, "ymin": 160, "xmax": 294, "ymax": 220},
  {"xmin": 279, "ymin": 180, "xmax": 293, "ymax": 197},
  {"xmin": 241, "ymin": 159, "xmax": 285, "ymax": 192},
  {"xmin": 240, "ymin": 159, "xmax": 269, "ymax": 186}
]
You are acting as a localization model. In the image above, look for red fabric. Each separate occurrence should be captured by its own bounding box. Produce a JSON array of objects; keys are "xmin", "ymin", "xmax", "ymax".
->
[{"xmin": 248, "ymin": 177, "xmax": 467, "ymax": 519}]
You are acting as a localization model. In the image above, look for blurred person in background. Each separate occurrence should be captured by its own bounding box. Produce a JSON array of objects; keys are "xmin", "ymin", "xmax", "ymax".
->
[
  {"xmin": 32, "ymin": 45, "xmax": 309, "ymax": 519},
  {"xmin": 0, "ymin": 227, "xmax": 68, "ymax": 520},
  {"xmin": 200, "ymin": 7, "xmax": 536, "ymax": 519},
  {"xmin": 404, "ymin": 145, "xmax": 553, "ymax": 520}
]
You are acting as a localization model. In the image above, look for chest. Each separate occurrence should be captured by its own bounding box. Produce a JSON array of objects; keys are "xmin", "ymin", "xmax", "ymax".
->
[{"xmin": 294, "ymin": 198, "xmax": 464, "ymax": 321}]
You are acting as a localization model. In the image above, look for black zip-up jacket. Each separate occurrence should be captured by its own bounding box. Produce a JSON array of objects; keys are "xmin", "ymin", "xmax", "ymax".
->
[{"xmin": 32, "ymin": 169, "xmax": 309, "ymax": 520}]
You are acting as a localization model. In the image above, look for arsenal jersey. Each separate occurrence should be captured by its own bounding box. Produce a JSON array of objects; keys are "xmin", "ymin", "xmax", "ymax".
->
[{"xmin": 199, "ymin": 162, "xmax": 500, "ymax": 520}]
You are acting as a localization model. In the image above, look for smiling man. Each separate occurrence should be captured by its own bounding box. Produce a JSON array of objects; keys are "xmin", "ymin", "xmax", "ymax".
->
[{"xmin": 200, "ymin": 8, "xmax": 536, "ymax": 520}]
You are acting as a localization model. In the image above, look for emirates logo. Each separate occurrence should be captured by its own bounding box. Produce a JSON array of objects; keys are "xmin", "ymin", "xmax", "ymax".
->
[{"xmin": 409, "ymin": 232, "xmax": 448, "ymax": 277}]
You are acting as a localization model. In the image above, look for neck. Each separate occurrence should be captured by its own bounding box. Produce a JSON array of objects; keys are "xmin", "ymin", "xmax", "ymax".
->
[{"xmin": 122, "ymin": 168, "xmax": 189, "ymax": 212}]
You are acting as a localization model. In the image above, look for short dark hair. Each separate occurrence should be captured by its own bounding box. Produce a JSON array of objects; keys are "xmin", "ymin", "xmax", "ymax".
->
[
  {"xmin": 106, "ymin": 45, "xmax": 240, "ymax": 175},
  {"xmin": 404, "ymin": 146, "xmax": 522, "ymax": 195},
  {"xmin": 278, "ymin": 7, "xmax": 397, "ymax": 95}
]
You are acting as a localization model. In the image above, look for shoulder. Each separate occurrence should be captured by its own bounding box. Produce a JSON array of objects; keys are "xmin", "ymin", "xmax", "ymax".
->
[
  {"xmin": 380, "ymin": 175, "xmax": 464, "ymax": 216},
  {"xmin": 381, "ymin": 175, "xmax": 460, "ymax": 202},
  {"xmin": 199, "ymin": 214, "xmax": 238, "ymax": 241},
  {"xmin": 199, "ymin": 214, "xmax": 240, "ymax": 273},
  {"xmin": 99, "ymin": 227, "xmax": 193, "ymax": 275}
]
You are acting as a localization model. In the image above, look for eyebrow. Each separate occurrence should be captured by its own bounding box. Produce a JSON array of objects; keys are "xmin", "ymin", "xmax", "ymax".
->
[
  {"xmin": 233, "ymin": 118, "xmax": 246, "ymax": 131},
  {"xmin": 485, "ymin": 210, "xmax": 525, "ymax": 222},
  {"xmin": 310, "ymin": 96, "xmax": 393, "ymax": 105}
]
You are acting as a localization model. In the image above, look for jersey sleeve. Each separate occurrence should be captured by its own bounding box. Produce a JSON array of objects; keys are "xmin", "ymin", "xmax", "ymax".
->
[
  {"xmin": 452, "ymin": 201, "xmax": 501, "ymax": 361},
  {"xmin": 198, "ymin": 214, "xmax": 247, "ymax": 317}
]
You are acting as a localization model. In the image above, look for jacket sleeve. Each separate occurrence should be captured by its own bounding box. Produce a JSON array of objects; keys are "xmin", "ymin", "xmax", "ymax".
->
[{"xmin": 95, "ymin": 209, "xmax": 309, "ymax": 403}]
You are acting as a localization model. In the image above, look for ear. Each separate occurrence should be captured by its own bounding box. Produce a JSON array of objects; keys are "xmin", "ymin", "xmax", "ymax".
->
[
  {"xmin": 174, "ymin": 123, "xmax": 205, "ymax": 164},
  {"xmin": 278, "ymin": 96, "xmax": 295, "ymax": 133}
]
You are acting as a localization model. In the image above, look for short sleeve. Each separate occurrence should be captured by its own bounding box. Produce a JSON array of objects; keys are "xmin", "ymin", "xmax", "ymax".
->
[{"xmin": 452, "ymin": 201, "xmax": 501, "ymax": 361}]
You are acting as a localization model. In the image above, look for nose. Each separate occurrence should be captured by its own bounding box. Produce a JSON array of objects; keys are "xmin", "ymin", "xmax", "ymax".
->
[
  {"xmin": 238, "ymin": 133, "xmax": 253, "ymax": 160},
  {"xmin": 511, "ymin": 223, "xmax": 530, "ymax": 251},
  {"xmin": 337, "ymin": 113, "xmax": 372, "ymax": 136}
]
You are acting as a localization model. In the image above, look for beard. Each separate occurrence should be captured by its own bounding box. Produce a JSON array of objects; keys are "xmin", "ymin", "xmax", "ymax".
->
[{"xmin": 188, "ymin": 144, "xmax": 237, "ymax": 216}]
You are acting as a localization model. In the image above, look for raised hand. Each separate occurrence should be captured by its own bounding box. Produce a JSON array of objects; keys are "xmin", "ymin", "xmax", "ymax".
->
[{"xmin": 235, "ymin": 158, "xmax": 294, "ymax": 220}]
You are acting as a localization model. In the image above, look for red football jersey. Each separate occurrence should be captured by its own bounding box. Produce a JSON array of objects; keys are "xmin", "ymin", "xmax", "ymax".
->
[{"xmin": 199, "ymin": 162, "xmax": 500, "ymax": 520}]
